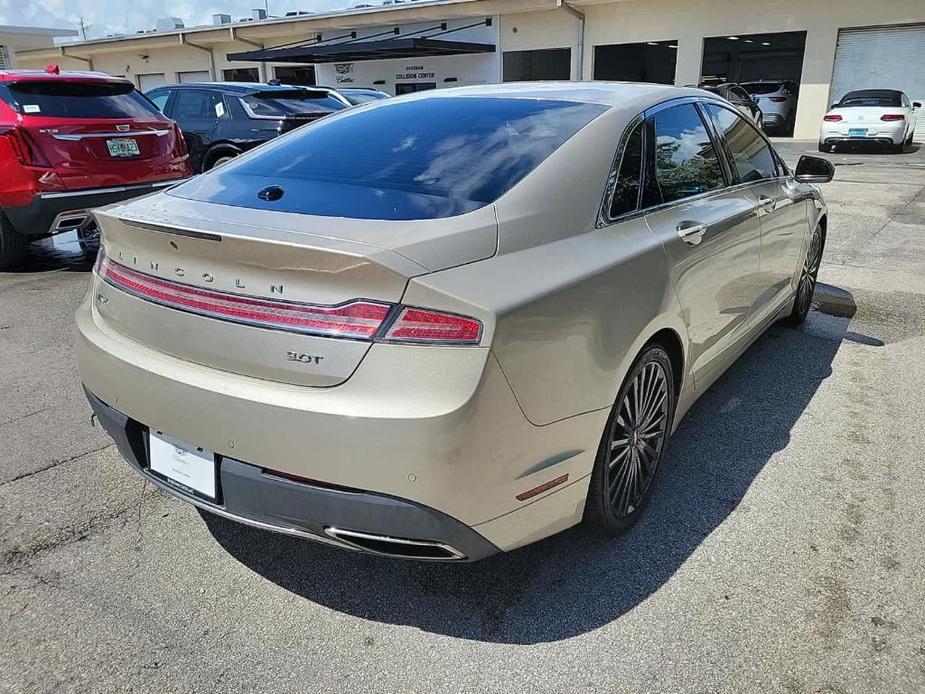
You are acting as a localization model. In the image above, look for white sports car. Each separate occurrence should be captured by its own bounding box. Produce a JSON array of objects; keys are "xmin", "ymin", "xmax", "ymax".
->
[{"xmin": 819, "ymin": 89, "xmax": 920, "ymax": 153}]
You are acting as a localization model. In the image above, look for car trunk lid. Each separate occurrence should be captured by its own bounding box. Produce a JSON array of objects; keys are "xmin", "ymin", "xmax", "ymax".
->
[{"xmin": 91, "ymin": 193, "xmax": 496, "ymax": 387}]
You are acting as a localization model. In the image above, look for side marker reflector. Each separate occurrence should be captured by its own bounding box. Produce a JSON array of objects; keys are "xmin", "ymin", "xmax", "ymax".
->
[{"xmin": 516, "ymin": 474, "xmax": 569, "ymax": 502}]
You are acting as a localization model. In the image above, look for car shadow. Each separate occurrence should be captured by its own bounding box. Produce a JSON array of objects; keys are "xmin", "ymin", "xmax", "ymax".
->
[
  {"xmin": 203, "ymin": 302, "xmax": 858, "ymax": 644},
  {"xmin": 2, "ymin": 234, "xmax": 96, "ymax": 274}
]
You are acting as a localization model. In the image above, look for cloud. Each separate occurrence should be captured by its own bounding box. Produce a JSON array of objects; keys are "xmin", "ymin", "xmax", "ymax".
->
[{"xmin": 0, "ymin": 0, "xmax": 347, "ymax": 38}]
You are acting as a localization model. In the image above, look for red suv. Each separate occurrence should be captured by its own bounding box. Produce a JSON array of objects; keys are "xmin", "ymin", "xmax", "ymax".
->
[{"xmin": 0, "ymin": 66, "xmax": 191, "ymax": 268}]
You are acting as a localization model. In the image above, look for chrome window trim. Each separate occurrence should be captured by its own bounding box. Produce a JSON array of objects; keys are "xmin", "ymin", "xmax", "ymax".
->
[
  {"xmin": 595, "ymin": 113, "xmax": 644, "ymax": 228},
  {"xmin": 597, "ymin": 95, "xmax": 798, "ymax": 229}
]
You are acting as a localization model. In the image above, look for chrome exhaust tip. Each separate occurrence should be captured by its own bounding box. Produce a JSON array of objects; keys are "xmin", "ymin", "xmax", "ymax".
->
[{"xmin": 323, "ymin": 527, "xmax": 466, "ymax": 561}]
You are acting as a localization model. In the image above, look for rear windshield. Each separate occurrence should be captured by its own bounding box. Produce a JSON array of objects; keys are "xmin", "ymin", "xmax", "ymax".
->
[
  {"xmin": 169, "ymin": 96, "xmax": 606, "ymax": 220},
  {"xmin": 4, "ymin": 81, "xmax": 159, "ymax": 118},
  {"xmin": 742, "ymin": 83, "xmax": 782, "ymax": 95},
  {"xmin": 241, "ymin": 90, "xmax": 347, "ymax": 117},
  {"xmin": 838, "ymin": 92, "xmax": 901, "ymax": 107},
  {"xmin": 339, "ymin": 90, "xmax": 389, "ymax": 105}
]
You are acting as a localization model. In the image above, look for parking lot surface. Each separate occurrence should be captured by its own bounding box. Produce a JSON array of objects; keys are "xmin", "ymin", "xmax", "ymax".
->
[{"xmin": 2, "ymin": 141, "xmax": 925, "ymax": 693}]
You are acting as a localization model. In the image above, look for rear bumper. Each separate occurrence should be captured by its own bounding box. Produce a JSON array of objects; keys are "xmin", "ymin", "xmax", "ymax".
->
[
  {"xmin": 84, "ymin": 387, "xmax": 500, "ymax": 561},
  {"xmin": 4, "ymin": 178, "xmax": 187, "ymax": 237},
  {"xmin": 821, "ymin": 136, "xmax": 900, "ymax": 147},
  {"xmin": 76, "ymin": 284, "xmax": 603, "ymax": 555}
]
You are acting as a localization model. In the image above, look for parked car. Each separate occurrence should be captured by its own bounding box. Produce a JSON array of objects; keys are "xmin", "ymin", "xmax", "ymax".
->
[
  {"xmin": 819, "ymin": 89, "xmax": 920, "ymax": 153},
  {"xmin": 145, "ymin": 82, "xmax": 349, "ymax": 173},
  {"xmin": 0, "ymin": 65, "xmax": 190, "ymax": 268},
  {"xmin": 699, "ymin": 82, "xmax": 763, "ymax": 129},
  {"xmin": 328, "ymin": 87, "xmax": 390, "ymax": 105},
  {"xmin": 741, "ymin": 80, "xmax": 798, "ymax": 134},
  {"xmin": 77, "ymin": 83, "xmax": 834, "ymax": 561}
]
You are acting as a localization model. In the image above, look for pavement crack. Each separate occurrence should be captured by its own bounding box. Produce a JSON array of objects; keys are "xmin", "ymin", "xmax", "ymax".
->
[
  {"xmin": 1, "ymin": 442, "xmax": 115, "ymax": 486},
  {"xmin": 0, "ymin": 407, "xmax": 51, "ymax": 427}
]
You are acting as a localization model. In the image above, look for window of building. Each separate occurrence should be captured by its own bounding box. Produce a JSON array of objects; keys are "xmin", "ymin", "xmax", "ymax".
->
[
  {"xmin": 609, "ymin": 121, "xmax": 643, "ymax": 219},
  {"xmin": 593, "ymin": 41, "xmax": 678, "ymax": 84},
  {"xmin": 650, "ymin": 104, "xmax": 725, "ymax": 204},
  {"xmin": 704, "ymin": 104, "xmax": 777, "ymax": 183},
  {"xmin": 273, "ymin": 66, "xmax": 316, "ymax": 86},
  {"xmin": 223, "ymin": 67, "xmax": 259, "ymax": 82},
  {"xmin": 503, "ymin": 48, "xmax": 571, "ymax": 81}
]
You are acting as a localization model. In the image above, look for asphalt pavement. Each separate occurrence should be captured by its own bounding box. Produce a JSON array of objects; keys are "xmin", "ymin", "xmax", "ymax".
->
[{"xmin": 2, "ymin": 140, "xmax": 924, "ymax": 693}]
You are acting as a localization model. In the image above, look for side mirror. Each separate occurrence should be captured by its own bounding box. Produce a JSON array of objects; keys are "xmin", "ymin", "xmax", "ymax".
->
[
  {"xmin": 752, "ymin": 95, "xmax": 759, "ymax": 105},
  {"xmin": 914, "ymin": 101, "xmax": 922, "ymax": 109},
  {"xmin": 794, "ymin": 155, "xmax": 835, "ymax": 184}
]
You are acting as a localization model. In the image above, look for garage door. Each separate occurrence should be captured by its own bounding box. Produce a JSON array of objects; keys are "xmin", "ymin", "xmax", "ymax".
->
[
  {"xmin": 137, "ymin": 73, "xmax": 167, "ymax": 91},
  {"xmin": 178, "ymin": 70, "xmax": 211, "ymax": 83},
  {"xmin": 830, "ymin": 24, "xmax": 925, "ymax": 138}
]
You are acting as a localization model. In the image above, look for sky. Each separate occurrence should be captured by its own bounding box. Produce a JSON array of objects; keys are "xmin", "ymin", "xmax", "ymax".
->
[{"xmin": 0, "ymin": 0, "xmax": 347, "ymax": 39}]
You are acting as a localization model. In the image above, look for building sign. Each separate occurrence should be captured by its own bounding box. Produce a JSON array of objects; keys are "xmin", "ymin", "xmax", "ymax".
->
[
  {"xmin": 395, "ymin": 65, "xmax": 436, "ymax": 80},
  {"xmin": 334, "ymin": 63, "xmax": 355, "ymax": 84}
]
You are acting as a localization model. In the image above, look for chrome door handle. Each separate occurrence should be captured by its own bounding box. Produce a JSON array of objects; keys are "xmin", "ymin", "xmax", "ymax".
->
[
  {"xmin": 677, "ymin": 222, "xmax": 707, "ymax": 246},
  {"xmin": 758, "ymin": 195, "xmax": 777, "ymax": 213}
]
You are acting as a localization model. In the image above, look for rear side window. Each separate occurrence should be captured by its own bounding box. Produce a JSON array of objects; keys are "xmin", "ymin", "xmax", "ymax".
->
[
  {"xmin": 170, "ymin": 97, "xmax": 607, "ymax": 221},
  {"xmin": 742, "ymin": 83, "xmax": 782, "ymax": 95},
  {"xmin": 241, "ymin": 90, "xmax": 347, "ymax": 117},
  {"xmin": 705, "ymin": 104, "xmax": 777, "ymax": 183},
  {"xmin": 649, "ymin": 103, "xmax": 725, "ymax": 204},
  {"xmin": 609, "ymin": 121, "xmax": 643, "ymax": 218},
  {"xmin": 4, "ymin": 81, "xmax": 159, "ymax": 118},
  {"xmin": 148, "ymin": 91, "xmax": 170, "ymax": 112},
  {"xmin": 172, "ymin": 90, "xmax": 225, "ymax": 120}
]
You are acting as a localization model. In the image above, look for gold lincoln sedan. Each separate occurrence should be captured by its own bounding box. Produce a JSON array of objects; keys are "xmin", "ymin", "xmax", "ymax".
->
[{"xmin": 76, "ymin": 82, "xmax": 834, "ymax": 561}]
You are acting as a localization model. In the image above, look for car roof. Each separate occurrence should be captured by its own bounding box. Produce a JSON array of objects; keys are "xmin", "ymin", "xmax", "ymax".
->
[
  {"xmin": 151, "ymin": 82, "xmax": 336, "ymax": 95},
  {"xmin": 0, "ymin": 69, "xmax": 132, "ymax": 85},
  {"xmin": 390, "ymin": 81, "xmax": 706, "ymax": 108}
]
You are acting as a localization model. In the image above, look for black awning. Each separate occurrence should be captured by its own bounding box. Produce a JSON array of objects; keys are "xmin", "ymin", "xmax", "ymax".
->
[{"xmin": 227, "ymin": 37, "xmax": 495, "ymax": 64}]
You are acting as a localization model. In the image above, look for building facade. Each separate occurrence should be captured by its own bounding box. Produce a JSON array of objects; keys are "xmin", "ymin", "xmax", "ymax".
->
[{"xmin": 12, "ymin": 0, "xmax": 925, "ymax": 139}]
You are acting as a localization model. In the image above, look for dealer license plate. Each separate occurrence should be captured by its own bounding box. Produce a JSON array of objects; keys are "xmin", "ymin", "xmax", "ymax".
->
[{"xmin": 149, "ymin": 430, "xmax": 216, "ymax": 499}]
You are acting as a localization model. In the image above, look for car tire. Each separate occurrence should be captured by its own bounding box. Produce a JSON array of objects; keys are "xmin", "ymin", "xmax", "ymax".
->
[
  {"xmin": 77, "ymin": 220, "xmax": 100, "ymax": 255},
  {"xmin": 584, "ymin": 344, "xmax": 676, "ymax": 536},
  {"xmin": 209, "ymin": 155, "xmax": 236, "ymax": 170},
  {"xmin": 0, "ymin": 212, "xmax": 28, "ymax": 270},
  {"xmin": 786, "ymin": 224, "xmax": 823, "ymax": 326},
  {"xmin": 817, "ymin": 142, "xmax": 827, "ymax": 153}
]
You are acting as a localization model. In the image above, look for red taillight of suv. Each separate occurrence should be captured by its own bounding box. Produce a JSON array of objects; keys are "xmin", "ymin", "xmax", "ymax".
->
[
  {"xmin": 169, "ymin": 122, "xmax": 188, "ymax": 158},
  {"xmin": 823, "ymin": 114, "xmax": 842, "ymax": 122},
  {"xmin": 98, "ymin": 252, "xmax": 483, "ymax": 345},
  {"xmin": 880, "ymin": 114, "xmax": 905, "ymax": 122},
  {"xmin": 769, "ymin": 96, "xmax": 787, "ymax": 103},
  {"xmin": 0, "ymin": 125, "xmax": 50, "ymax": 166}
]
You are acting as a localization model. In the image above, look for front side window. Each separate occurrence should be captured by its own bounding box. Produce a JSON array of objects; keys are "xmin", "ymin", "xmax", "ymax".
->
[
  {"xmin": 609, "ymin": 120, "xmax": 643, "ymax": 218},
  {"xmin": 169, "ymin": 97, "xmax": 606, "ymax": 221},
  {"xmin": 4, "ymin": 81, "xmax": 159, "ymax": 118},
  {"xmin": 705, "ymin": 104, "xmax": 777, "ymax": 183},
  {"xmin": 649, "ymin": 103, "xmax": 725, "ymax": 204}
]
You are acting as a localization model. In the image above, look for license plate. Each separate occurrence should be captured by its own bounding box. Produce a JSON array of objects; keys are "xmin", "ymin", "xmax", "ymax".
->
[
  {"xmin": 848, "ymin": 128, "xmax": 868, "ymax": 137},
  {"xmin": 106, "ymin": 138, "xmax": 140, "ymax": 157},
  {"xmin": 149, "ymin": 431, "xmax": 216, "ymax": 499}
]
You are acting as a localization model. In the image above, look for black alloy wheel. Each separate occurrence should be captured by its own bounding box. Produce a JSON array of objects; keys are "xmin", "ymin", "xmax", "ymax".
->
[
  {"xmin": 787, "ymin": 224, "xmax": 823, "ymax": 325},
  {"xmin": 585, "ymin": 345, "xmax": 675, "ymax": 534}
]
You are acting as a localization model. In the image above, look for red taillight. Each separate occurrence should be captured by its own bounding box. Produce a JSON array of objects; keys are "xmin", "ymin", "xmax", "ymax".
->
[
  {"xmin": 381, "ymin": 307, "xmax": 482, "ymax": 345},
  {"xmin": 0, "ymin": 125, "xmax": 49, "ymax": 166},
  {"xmin": 880, "ymin": 114, "xmax": 905, "ymax": 122},
  {"xmin": 97, "ymin": 253, "xmax": 482, "ymax": 345},
  {"xmin": 769, "ymin": 96, "xmax": 787, "ymax": 103},
  {"xmin": 170, "ymin": 122, "xmax": 188, "ymax": 157},
  {"xmin": 99, "ymin": 253, "xmax": 391, "ymax": 339},
  {"xmin": 823, "ymin": 114, "xmax": 842, "ymax": 122}
]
